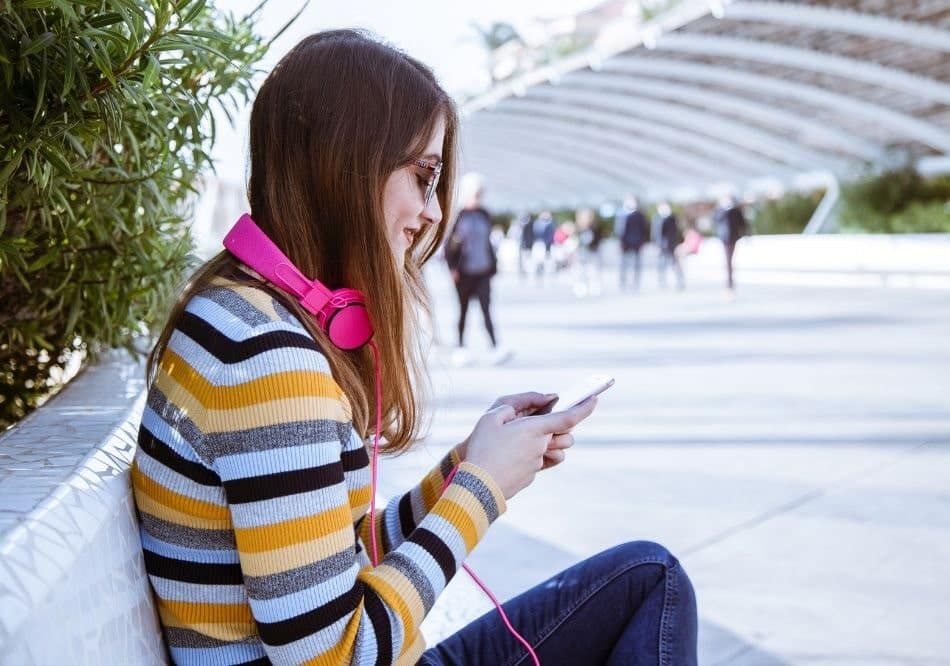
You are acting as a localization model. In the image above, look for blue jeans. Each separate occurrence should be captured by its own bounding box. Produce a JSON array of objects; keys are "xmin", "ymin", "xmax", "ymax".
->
[{"xmin": 420, "ymin": 541, "xmax": 697, "ymax": 666}]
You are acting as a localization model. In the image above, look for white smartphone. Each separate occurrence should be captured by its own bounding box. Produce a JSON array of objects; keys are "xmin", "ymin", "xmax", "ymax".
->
[{"xmin": 535, "ymin": 374, "xmax": 615, "ymax": 415}]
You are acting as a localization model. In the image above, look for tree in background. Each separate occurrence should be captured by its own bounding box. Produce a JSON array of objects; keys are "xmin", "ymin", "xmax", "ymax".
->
[
  {"xmin": 838, "ymin": 166, "xmax": 950, "ymax": 233},
  {"xmin": 0, "ymin": 0, "xmax": 299, "ymax": 429}
]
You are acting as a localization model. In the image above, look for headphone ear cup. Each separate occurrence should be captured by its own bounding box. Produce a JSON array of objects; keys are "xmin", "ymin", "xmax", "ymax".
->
[{"xmin": 319, "ymin": 288, "xmax": 374, "ymax": 351}]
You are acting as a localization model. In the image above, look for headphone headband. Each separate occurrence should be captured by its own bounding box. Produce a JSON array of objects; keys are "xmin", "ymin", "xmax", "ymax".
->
[{"xmin": 223, "ymin": 214, "xmax": 373, "ymax": 350}]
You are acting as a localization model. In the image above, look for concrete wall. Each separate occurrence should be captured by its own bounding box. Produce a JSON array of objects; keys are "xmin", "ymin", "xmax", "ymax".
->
[{"xmin": 0, "ymin": 353, "xmax": 165, "ymax": 665}]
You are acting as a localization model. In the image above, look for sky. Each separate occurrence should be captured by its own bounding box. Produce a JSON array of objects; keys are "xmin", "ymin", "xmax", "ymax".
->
[{"xmin": 210, "ymin": 0, "xmax": 603, "ymax": 182}]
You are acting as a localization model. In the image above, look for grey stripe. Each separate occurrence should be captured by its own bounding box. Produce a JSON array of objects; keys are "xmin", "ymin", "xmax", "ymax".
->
[
  {"xmin": 140, "ymin": 513, "xmax": 236, "ymax": 550},
  {"xmin": 205, "ymin": 419, "xmax": 343, "ymax": 457},
  {"xmin": 386, "ymin": 551, "xmax": 436, "ymax": 611},
  {"xmin": 452, "ymin": 469, "xmax": 501, "ymax": 522},
  {"xmin": 243, "ymin": 549, "xmax": 356, "ymax": 600},
  {"xmin": 146, "ymin": 387, "xmax": 207, "ymax": 455},
  {"xmin": 165, "ymin": 627, "xmax": 262, "ymax": 650},
  {"xmin": 199, "ymin": 286, "xmax": 272, "ymax": 326},
  {"xmin": 272, "ymin": 297, "xmax": 302, "ymax": 326}
]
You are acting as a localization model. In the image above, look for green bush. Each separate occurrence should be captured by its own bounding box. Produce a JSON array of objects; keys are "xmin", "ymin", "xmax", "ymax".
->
[
  {"xmin": 748, "ymin": 190, "xmax": 823, "ymax": 235},
  {"xmin": 838, "ymin": 167, "xmax": 950, "ymax": 233},
  {"xmin": 0, "ymin": 0, "xmax": 294, "ymax": 429}
]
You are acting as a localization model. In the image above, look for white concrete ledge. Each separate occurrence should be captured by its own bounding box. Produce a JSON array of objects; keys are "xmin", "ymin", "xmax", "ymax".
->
[{"xmin": 0, "ymin": 352, "xmax": 164, "ymax": 664}]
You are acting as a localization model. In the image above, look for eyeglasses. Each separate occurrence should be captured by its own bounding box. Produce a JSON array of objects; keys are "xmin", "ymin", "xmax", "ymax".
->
[{"xmin": 412, "ymin": 158, "xmax": 442, "ymax": 208}]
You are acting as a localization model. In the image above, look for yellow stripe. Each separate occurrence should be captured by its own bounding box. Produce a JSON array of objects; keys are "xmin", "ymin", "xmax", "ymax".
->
[
  {"xmin": 160, "ymin": 349, "xmax": 341, "ymax": 409},
  {"xmin": 348, "ymin": 485, "xmax": 371, "ymax": 510},
  {"xmin": 159, "ymin": 598, "xmax": 254, "ymax": 625},
  {"xmin": 234, "ymin": 504, "xmax": 352, "ymax": 553},
  {"xmin": 154, "ymin": 366, "xmax": 348, "ymax": 432},
  {"xmin": 432, "ymin": 498, "xmax": 479, "ymax": 551},
  {"xmin": 132, "ymin": 465, "xmax": 228, "ymax": 521},
  {"xmin": 397, "ymin": 631, "xmax": 427, "ymax": 663},
  {"xmin": 237, "ymin": 526, "xmax": 353, "ymax": 576},
  {"xmin": 208, "ymin": 396, "xmax": 349, "ymax": 430},
  {"xmin": 135, "ymin": 492, "xmax": 232, "ymax": 530},
  {"xmin": 301, "ymin": 601, "xmax": 365, "ymax": 666},
  {"xmin": 420, "ymin": 469, "xmax": 439, "ymax": 512}
]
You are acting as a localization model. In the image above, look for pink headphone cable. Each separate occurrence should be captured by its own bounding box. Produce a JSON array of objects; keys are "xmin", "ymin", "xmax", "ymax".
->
[
  {"xmin": 368, "ymin": 341, "xmax": 382, "ymax": 568},
  {"xmin": 366, "ymin": 343, "xmax": 539, "ymax": 665}
]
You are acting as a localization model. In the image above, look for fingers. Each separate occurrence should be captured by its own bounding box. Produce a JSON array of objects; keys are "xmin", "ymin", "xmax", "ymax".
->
[
  {"xmin": 542, "ymin": 448, "xmax": 566, "ymax": 468},
  {"xmin": 529, "ymin": 396, "xmax": 598, "ymax": 434},
  {"xmin": 547, "ymin": 432, "xmax": 574, "ymax": 451},
  {"xmin": 493, "ymin": 391, "xmax": 558, "ymax": 415}
]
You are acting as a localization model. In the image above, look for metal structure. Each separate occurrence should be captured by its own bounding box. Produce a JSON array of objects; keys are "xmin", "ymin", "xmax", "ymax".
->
[{"xmin": 459, "ymin": 0, "xmax": 950, "ymax": 211}]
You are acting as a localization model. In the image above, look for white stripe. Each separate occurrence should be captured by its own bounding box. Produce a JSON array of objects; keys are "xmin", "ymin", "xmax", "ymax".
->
[
  {"xmin": 227, "ymin": 482, "xmax": 350, "ymax": 528},
  {"xmin": 216, "ymin": 441, "xmax": 343, "ymax": 477}
]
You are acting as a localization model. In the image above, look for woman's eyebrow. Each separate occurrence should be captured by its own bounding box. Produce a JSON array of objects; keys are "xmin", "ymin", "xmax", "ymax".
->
[{"xmin": 421, "ymin": 153, "xmax": 442, "ymax": 163}]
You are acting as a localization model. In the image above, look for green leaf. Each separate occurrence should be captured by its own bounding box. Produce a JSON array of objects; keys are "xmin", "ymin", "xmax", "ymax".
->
[
  {"xmin": 21, "ymin": 32, "xmax": 57, "ymax": 57},
  {"xmin": 0, "ymin": 154, "xmax": 23, "ymax": 188},
  {"xmin": 86, "ymin": 12, "xmax": 124, "ymax": 29},
  {"xmin": 19, "ymin": 0, "xmax": 54, "ymax": 9},
  {"xmin": 142, "ymin": 53, "xmax": 159, "ymax": 88}
]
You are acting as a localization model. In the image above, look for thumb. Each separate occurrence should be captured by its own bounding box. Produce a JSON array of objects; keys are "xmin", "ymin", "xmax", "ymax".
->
[{"xmin": 487, "ymin": 404, "xmax": 518, "ymax": 425}]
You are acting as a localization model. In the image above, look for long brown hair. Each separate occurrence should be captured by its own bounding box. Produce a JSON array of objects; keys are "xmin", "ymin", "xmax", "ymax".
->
[{"xmin": 148, "ymin": 30, "xmax": 458, "ymax": 453}]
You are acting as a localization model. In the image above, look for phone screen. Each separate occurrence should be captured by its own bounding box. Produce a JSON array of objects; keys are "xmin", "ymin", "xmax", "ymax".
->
[{"xmin": 535, "ymin": 375, "xmax": 615, "ymax": 415}]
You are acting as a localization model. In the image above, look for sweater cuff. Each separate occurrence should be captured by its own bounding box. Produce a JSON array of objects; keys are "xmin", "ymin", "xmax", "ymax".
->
[{"xmin": 446, "ymin": 461, "xmax": 507, "ymax": 522}]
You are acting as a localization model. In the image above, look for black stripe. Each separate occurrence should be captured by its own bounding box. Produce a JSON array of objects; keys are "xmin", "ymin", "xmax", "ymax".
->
[
  {"xmin": 409, "ymin": 528, "xmax": 456, "ymax": 587},
  {"xmin": 143, "ymin": 549, "xmax": 243, "ymax": 585},
  {"xmin": 235, "ymin": 659, "xmax": 271, "ymax": 666},
  {"xmin": 398, "ymin": 493, "xmax": 415, "ymax": 540},
  {"xmin": 177, "ymin": 310, "xmax": 320, "ymax": 363},
  {"xmin": 138, "ymin": 425, "xmax": 220, "ymax": 486},
  {"xmin": 257, "ymin": 582, "xmax": 364, "ymax": 646},
  {"xmin": 363, "ymin": 587, "xmax": 393, "ymax": 666},
  {"xmin": 223, "ymin": 463, "xmax": 345, "ymax": 504},
  {"xmin": 341, "ymin": 447, "xmax": 369, "ymax": 472}
]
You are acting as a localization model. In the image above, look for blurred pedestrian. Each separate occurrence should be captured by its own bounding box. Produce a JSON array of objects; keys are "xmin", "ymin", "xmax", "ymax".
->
[
  {"xmin": 515, "ymin": 211, "xmax": 534, "ymax": 278},
  {"xmin": 715, "ymin": 195, "xmax": 749, "ymax": 292},
  {"xmin": 445, "ymin": 173, "xmax": 507, "ymax": 360},
  {"xmin": 616, "ymin": 194, "xmax": 648, "ymax": 291},
  {"xmin": 654, "ymin": 202, "xmax": 685, "ymax": 290},
  {"xmin": 573, "ymin": 208, "xmax": 604, "ymax": 297},
  {"xmin": 531, "ymin": 210, "xmax": 555, "ymax": 280},
  {"xmin": 675, "ymin": 217, "xmax": 704, "ymax": 261}
]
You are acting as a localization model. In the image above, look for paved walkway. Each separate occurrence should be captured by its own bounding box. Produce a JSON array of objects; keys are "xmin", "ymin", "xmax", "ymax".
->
[{"xmin": 378, "ymin": 262, "xmax": 950, "ymax": 665}]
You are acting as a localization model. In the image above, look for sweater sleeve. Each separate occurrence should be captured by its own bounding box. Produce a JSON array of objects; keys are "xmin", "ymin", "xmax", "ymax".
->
[
  {"xmin": 360, "ymin": 446, "xmax": 471, "ymax": 556},
  {"xmin": 205, "ymin": 340, "xmax": 506, "ymax": 665}
]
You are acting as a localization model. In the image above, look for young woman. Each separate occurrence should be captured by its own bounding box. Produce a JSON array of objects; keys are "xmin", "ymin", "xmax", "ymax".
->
[{"xmin": 132, "ymin": 30, "xmax": 697, "ymax": 665}]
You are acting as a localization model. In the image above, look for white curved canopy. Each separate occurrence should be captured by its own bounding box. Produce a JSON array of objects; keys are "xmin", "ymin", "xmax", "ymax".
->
[{"xmin": 459, "ymin": 0, "xmax": 950, "ymax": 210}]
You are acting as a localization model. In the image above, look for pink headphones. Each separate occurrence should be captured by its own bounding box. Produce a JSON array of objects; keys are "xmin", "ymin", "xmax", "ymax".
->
[{"xmin": 223, "ymin": 213, "xmax": 374, "ymax": 351}]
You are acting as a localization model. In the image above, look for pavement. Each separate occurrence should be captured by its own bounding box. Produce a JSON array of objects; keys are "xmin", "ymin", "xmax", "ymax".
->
[{"xmin": 377, "ymin": 259, "xmax": 950, "ymax": 665}]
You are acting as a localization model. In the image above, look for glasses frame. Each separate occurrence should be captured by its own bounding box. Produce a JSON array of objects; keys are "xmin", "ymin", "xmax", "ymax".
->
[{"xmin": 412, "ymin": 158, "xmax": 442, "ymax": 208}]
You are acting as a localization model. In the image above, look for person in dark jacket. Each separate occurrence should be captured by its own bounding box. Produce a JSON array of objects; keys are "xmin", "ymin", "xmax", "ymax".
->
[
  {"xmin": 445, "ymin": 175, "xmax": 500, "ymax": 351},
  {"xmin": 653, "ymin": 201, "xmax": 685, "ymax": 290},
  {"xmin": 714, "ymin": 195, "xmax": 749, "ymax": 292},
  {"xmin": 615, "ymin": 194, "xmax": 648, "ymax": 291}
]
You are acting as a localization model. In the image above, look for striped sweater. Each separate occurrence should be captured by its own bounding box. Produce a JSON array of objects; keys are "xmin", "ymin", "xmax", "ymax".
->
[{"xmin": 131, "ymin": 279, "xmax": 507, "ymax": 665}]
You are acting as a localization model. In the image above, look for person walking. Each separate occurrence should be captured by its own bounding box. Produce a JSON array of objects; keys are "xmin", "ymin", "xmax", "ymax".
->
[
  {"xmin": 131, "ymin": 30, "xmax": 697, "ymax": 666},
  {"xmin": 715, "ymin": 194, "xmax": 749, "ymax": 292},
  {"xmin": 445, "ymin": 174, "xmax": 504, "ymax": 357},
  {"xmin": 654, "ymin": 202, "xmax": 685, "ymax": 290},
  {"xmin": 616, "ymin": 194, "xmax": 648, "ymax": 291}
]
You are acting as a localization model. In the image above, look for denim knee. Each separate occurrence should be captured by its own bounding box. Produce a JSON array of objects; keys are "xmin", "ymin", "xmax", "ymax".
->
[{"xmin": 615, "ymin": 540, "xmax": 680, "ymax": 569}]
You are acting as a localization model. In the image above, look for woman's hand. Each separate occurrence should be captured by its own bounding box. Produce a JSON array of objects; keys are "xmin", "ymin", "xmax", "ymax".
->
[
  {"xmin": 455, "ymin": 392, "xmax": 557, "ymax": 460},
  {"xmin": 462, "ymin": 397, "xmax": 597, "ymax": 499}
]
